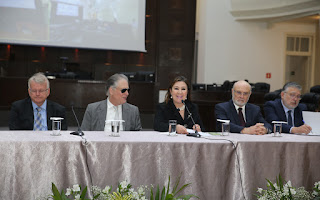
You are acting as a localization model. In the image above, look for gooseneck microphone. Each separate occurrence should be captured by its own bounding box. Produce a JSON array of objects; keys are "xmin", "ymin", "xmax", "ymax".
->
[
  {"xmin": 70, "ymin": 105, "xmax": 84, "ymax": 136},
  {"xmin": 182, "ymin": 100, "xmax": 201, "ymax": 138}
]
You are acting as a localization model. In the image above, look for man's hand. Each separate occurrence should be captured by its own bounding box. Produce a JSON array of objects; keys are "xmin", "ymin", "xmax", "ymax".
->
[
  {"xmin": 241, "ymin": 123, "xmax": 268, "ymax": 135},
  {"xmin": 291, "ymin": 124, "xmax": 312, "ymax": 134}
]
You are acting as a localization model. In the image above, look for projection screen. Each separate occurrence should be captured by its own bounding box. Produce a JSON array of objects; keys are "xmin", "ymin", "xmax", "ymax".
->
[{"xmin": 0, "ymin": 0, "xmax": 146, "ymax": 52}]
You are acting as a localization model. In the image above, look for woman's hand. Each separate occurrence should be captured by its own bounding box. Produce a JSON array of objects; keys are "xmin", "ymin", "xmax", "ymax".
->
[
  {"xmin": 193, "ymin": 124, "xmax": 201, "ymax": 132},
  {"xmin": 176, "ymin": 124, "xmax": 188, "ymax": 134}
]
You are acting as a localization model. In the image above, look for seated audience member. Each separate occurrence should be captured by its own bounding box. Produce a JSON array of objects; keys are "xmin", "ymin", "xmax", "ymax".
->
[
  {"xmin": 154, "ymin": 76, "xmax": 204, "ymax": 134},
  {"xmin": 215, "ymin": 80, "xmax": 271, "ymax": 134},
  {"xmin": 264, "ymin": 82, "xmax": 312, "ymax": 134},
  {"xmin": 81, "ymin": 73, "xmax": 141, "ymax": 131},
  {"xmin": 9, "ymin": 72, "xmax": 67, "ymax": 130}
]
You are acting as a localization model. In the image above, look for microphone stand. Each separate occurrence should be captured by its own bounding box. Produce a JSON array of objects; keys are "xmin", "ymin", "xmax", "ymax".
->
[
  {"xmin": 70, "ymin": 105, "xmax": 84, "ymax": 136},
  {"xmin": 182, "ymin": 100, "xmax": 201, "ymax": 138}
]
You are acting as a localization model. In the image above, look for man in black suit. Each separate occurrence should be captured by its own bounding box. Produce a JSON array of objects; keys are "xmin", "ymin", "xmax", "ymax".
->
[
  {"xmin": 9, "ymin": 72, "xmax": 67, "ymax": 130},
  {"xmin": 215, "ymin": 80, "xmax": 271, "ymax": 134},
  {"xmin": 264, "ymin": 82, "xmax": 311, "ymax": 134}
]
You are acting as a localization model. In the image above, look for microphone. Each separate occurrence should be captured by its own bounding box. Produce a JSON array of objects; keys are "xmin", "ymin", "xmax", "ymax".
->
[
  {"xmin": 182, "ymin": 100, "xmax": 201, "ymax": 138},
  {"xmin": 70, "ymin": 104, "xmax": 84, "ymax": 136}
]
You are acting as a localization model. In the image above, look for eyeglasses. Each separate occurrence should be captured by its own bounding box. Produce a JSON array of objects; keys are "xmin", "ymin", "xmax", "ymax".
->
[
  {"xmin": 234, "ymin": 90, "xmax": 250, "ymax": 96},
  {"xmin": 285, "ymin": 92, "xmax": 301, "ymax": 100},
  {"xmin": 120, "ymin": 88, "xmax": 130, "ymax": 93},
  {"xmin": 29, "ymin": 89, "xmax": 48, "ymax": 94}
]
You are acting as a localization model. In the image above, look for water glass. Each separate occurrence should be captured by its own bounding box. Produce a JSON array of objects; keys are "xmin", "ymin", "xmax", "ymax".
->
[
  {"xmin": 273, "ymin": 123, "xmax": 282, "ymax": 137},
  {"xmin": 221, "ymin": 123, "xmax": 230, "ymax": 136},
  {"xmin": 168, "ymin": 120, "xmax": 177, "ymax": 136},
  {"xmin": 111, "ymin": 120, "xmax": 120, "ymax": 137},
  {"xmin": 50, "ymin": 117, "xmax": 63, "ymax": 136}
]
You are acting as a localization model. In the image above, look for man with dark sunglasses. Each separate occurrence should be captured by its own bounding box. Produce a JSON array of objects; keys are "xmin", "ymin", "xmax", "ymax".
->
[{"xmin": 81, "ymin": 73, "xmax": 142, "ymax": 131}]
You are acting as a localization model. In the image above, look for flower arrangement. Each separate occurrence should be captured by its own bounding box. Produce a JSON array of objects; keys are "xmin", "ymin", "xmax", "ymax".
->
[
  {"xmin": 256, "ymin": 175, "xmax": 320, "ymax": 200},
  {"xmin": 38, "ymin": 175, "xmax": 198, "ymax": 200},
  {"xmin": 312, "ymin": 181, "xmax": 320, "ymax": 200}
]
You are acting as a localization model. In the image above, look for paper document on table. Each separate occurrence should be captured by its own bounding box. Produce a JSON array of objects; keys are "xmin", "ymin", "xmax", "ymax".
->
[{"xmin": 302, "ymin": 111, "xmax": 320, "ymax": 136}]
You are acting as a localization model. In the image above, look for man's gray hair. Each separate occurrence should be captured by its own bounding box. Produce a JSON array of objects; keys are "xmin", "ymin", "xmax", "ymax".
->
[
  {"xmin": 105, "ymin": 73, "xmax": 129, "ymax": 96},
  {"xmin": 282, "ymin": 82, "xmax": 302, "ymax": 92},
  {"xmin": 28, "ymin": 72, "xmax": 50, "ymax": 89}
]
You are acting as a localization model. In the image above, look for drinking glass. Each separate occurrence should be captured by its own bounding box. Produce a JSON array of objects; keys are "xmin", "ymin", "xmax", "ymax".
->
[
  {"xmin": 50, "ymin": 117, "xmax": 63, "ymax": 136},
  {"xmin": 168, "ymin": 120, "xmax": 177, "ymax": 136},
  {"xmin": 221, "ymin": 122, "xmax": 230, "ymax": 136},
  {"xmin": 111, "ymin": 120, "xmax": 120, "ymax": 137},
  {"xmin": 273, "ymin": 123, "xmax": 282, "ymax": 137}
]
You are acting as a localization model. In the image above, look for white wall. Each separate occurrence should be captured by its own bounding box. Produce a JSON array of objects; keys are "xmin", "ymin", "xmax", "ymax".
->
[{"xmin": 196, "ymin": 0, "xmax": 316, "ymax": 91}]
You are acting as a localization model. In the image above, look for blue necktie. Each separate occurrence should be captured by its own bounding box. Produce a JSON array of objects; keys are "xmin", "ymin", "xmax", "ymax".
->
[
  {"xmin": 287, "ymin": 110, "xmax": 293, "ymax": 126},
  {"xmin": 34, "ymin": 107, "xmax": 43, "ymax": 131}
]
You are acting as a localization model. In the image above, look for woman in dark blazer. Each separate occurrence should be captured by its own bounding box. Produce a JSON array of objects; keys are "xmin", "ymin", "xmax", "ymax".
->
[{"xmin": 154, "ymin": 76, "xmax": 204, "ymax": 134}]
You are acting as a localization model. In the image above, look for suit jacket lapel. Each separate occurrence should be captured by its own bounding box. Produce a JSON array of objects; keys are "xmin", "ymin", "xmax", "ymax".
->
[
  {"xmin": 294, "ymin": 106, "xmax": 301, "ymax": 126},
  {"xmin": 276, "ymin": 99, "xmax": 288, "ymax": 122},
  {"xmin": 122, "ymin": 103, "xmax": 130, "ymax": 130},
  {"xmin": 229, "ymin": 100, "xmax": 241, "ymax": 125},
  {"xmin": 26, "ymin": 98, "xmax": 35, "ymax": 130},
  {"xmin": 98, "ymin": 100, "xmax": 108, "ymax": 130},
  {"xmin": 46, "ymin": 100, "xmax": 52, "ymax": 130}
]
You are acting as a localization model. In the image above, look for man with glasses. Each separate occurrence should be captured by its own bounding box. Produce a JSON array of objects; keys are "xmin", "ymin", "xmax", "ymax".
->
[
  {"xmin": 81, "ymin": 73, "xmax": 142, "ymax": 131},
  {"xmin": 9, "ymin": 72, "xmax": 67, "ymax": 130},
  {"xmin": 264, "ymin": 82, "xmax": 312, "ymax": 134},
  {"xmin": 215, "ymin": 80, "xmax": 271, "ymax": 134}
]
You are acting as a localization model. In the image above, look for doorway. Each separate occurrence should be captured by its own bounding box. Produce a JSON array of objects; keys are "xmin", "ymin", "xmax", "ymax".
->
[{"xmin": 285, "ymin": 34, "xmax": 315, "ymax": 93}]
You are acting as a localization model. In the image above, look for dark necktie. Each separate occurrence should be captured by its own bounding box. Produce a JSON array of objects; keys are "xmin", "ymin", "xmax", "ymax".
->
[
  {"xmin": 287, "ymin": 110, "xmax": 293, "ymax": 126},
  {"xmin": 238, "ymin": 107, "xmax": 246, "ymax": 127}
]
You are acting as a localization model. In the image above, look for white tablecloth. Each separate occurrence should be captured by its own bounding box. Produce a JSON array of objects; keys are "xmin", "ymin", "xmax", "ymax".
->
[{"xmin": 0, "ymin": 131, "xmax": 319, "ymax": 200}]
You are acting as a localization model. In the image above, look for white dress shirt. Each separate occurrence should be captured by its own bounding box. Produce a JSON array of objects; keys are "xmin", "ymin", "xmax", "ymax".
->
[{"xmin": 104, "ymin": 98, "xmax": 123, "ymax": 131}]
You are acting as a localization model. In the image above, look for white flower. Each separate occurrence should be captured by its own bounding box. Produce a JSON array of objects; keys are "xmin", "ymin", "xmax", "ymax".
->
[
  {"xmin": 138, "ymin": 187, "xmax": 145, "ymax": 195},
  {"xmin": 140, "ymin": 197, "xmax": 146, "ymax": 200},
  {"xmin": 72, "ymin": 184, "xmax": 81, "ymax": 192},
  {"xmin": 75, "ymin": 194, "xmax": 80, "ymax": 200},
  {"xmin": 120, "ymin": 180, "xmax": 128, "ymax": 189},
  {"xmin": 312, "ymin": 190, "xmax": 319, "ymax": 196},
  {"xmin": 290, "ymin": 188, "xmax": 296, "ymax": 195},
  {"xmin": 102, "ymin": 186, "xmax": 110, "ymax": 193},
  {"xmin": 65, "ymin": 188, "xmax": 71, "ymax": 196},
  {"xmin": 283, "ymin": 187, "xmax": 289, "ymax": 195},
  {"xmin": 257, "ymin": 188, "xmax": 263, "ymax": 193},
  {"xmin": 286, "ymin": 180, "xmax": 292, "ymax": 188},
  {"xmin": 131, "ymin": 192, "xmax": 138, "ymax": 199}
]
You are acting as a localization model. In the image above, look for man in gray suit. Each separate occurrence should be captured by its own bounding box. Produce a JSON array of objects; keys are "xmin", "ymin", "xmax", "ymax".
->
[{"xmin": 81, "ymin": 73, "xmax": 142, "ymax": 131}]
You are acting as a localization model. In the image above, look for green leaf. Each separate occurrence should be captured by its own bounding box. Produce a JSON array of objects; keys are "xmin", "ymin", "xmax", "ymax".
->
[
  {"xmin": 52, "ymin": 183, "xmax": 62, "ymax": 200},
  {"xmin": 160, "ymin": 186, "xmax": 166, "ymax": 200},
  {"xmin": 155, "ymin": 185, "xmax": 160, "ymax": 200},
  {"xmin": 171, "ymin": 174, "xmax": 181, "ymax": 195},
  {"xmin": 166, "ymin": 175, "xmax": 170, "ymax": 197},
  {"xmin": 80, "ymin": 186, "xmax": 88, "ymax": 199},
  {"xmin": 266, "ymin": 179, "xmax": 276, "ymax": 191}
]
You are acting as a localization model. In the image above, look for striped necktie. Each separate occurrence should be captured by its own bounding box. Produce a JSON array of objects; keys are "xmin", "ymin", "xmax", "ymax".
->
[{"xmin": 34, "ymin": 107, "xmax": 43, "ymax": 131}]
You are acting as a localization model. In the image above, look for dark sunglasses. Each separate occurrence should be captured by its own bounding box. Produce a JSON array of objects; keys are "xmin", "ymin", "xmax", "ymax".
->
[{"xmin": 120, "ymin": 88, "xmax": 130, "ymax": 93}]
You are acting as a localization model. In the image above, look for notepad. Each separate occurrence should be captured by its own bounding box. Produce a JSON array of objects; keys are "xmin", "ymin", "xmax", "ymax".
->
[{"xmin": 302, "ymin": 111, "xmax": 320, "ymax": 136}]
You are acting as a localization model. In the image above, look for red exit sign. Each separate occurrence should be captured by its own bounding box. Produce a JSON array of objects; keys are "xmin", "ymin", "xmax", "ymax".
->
[{"xmin": 266, "ymin": 73, "xmax": 271, "ymax": 79}]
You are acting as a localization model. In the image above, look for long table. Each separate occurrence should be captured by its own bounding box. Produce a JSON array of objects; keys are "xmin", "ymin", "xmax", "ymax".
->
[{"xmin": 0, "ymin": 131, "xmax": 319, "ymax": 200}]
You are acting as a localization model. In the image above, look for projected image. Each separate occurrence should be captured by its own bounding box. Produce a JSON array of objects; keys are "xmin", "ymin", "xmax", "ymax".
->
[
  {"xmin": 0, "ymin": 0, "xmax": 50, "ymax": 41},
  {"xmin": 0, "ymin": 0, "xmax": 145, "ymax": 51}
]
